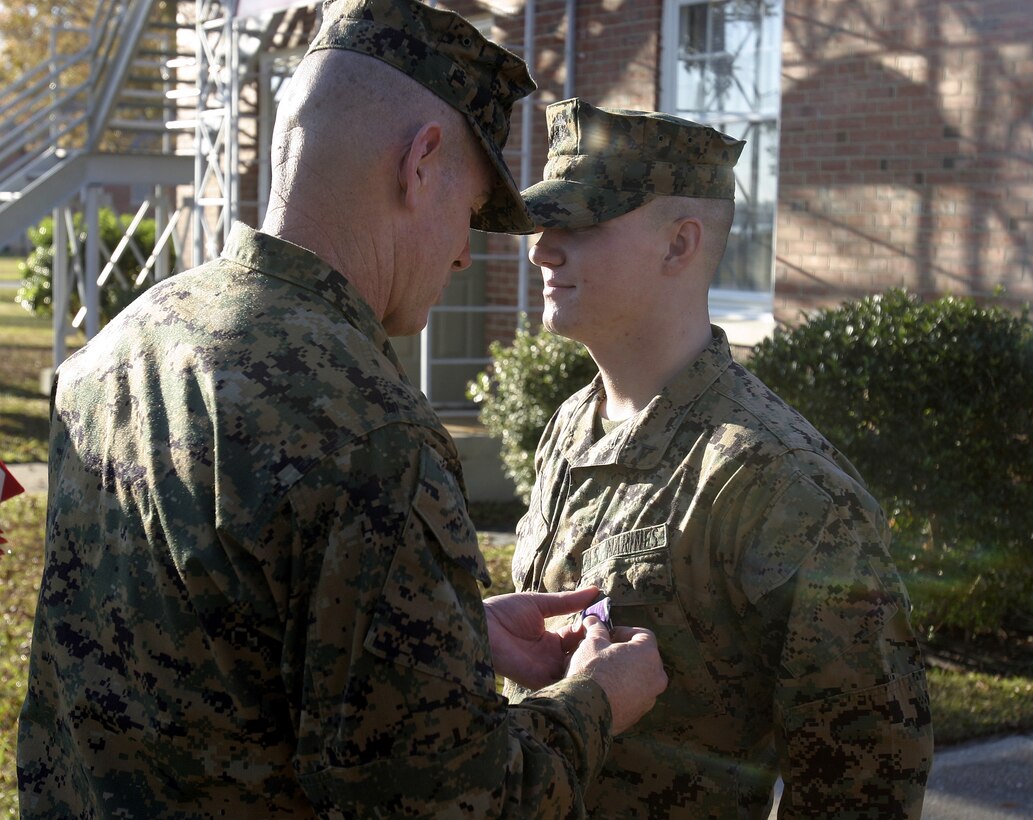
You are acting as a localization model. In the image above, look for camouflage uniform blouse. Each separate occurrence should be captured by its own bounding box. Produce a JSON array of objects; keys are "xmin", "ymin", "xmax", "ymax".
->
[
  {"xmin": 18, "ymin": 224, "xmax": 611, "ymax": 818},
  {"xmin": 506, "ymin": 328, "xmax": 933, "ymax": 818}
]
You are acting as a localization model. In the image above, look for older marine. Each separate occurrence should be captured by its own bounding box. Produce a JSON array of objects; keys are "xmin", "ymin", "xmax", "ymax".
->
[{"xmin": 17, "ymin": 8, "xmax": 667, "ymax": 817}]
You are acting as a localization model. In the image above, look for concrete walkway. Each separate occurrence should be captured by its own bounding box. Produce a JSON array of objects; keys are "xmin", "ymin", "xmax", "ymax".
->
[
  {"xmin": 5, "ymin": 461, "xmax": 1032, "ymax": 817},
  {"xmin": 5, "ymin": 461, "xmax": 47, "ymax": 493},
  {"xmin": 923, "ymin": 734, "xmax": 1033, "ymax": 818},
  {"xmin": 768, "ymin": 734, "xmax": 1033, "ymax": 818}
]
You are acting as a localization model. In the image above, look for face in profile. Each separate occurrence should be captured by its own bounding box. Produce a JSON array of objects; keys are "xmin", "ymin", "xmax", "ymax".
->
[
  {"xmin": 383, "ymin": 130, "xmax": 493, "ymax": 338},
  {"xmin": 528, "ymin": 203, "xmax": 671, "ymax": 347}
]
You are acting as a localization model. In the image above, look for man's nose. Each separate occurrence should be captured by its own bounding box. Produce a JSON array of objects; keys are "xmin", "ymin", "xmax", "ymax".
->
[{"xmin": 528, "ymin": 232, "xmax": 562, "ymax": 267}]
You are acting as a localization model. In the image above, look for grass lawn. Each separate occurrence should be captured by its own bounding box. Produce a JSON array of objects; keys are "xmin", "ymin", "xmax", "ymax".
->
[
  {"xmin": 0, "ymin": 494, "xmax": 45, "ymax": 818},
  {"xmin": 0, "ymin": 257, "xmax": 82, "ymax": 463},
  {"xmin": 0, "ymin": 256, "xmax": 21, "ymax": 282},
  {"xmin": 928, "ymin": 667, "xmax": 1033, "ymax": 746}
]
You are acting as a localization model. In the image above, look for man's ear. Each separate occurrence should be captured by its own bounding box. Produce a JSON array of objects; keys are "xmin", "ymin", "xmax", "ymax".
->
[
  {"xmin": 662, "ymin": 216, "xmax": 703, "ymax": 274},
  {"xmin": 398, "ymin": 121, "xmax": 445, "ymax": 211}
]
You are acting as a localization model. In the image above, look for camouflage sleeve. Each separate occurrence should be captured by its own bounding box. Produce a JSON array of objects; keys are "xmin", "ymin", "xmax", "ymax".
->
[
  {"xmin": 737, "ymin": 460, "xmax": 934, "ymax": 818},
  {"xmin": 281, "ymin": 424, "xmax": 610, "ymax": 816}
]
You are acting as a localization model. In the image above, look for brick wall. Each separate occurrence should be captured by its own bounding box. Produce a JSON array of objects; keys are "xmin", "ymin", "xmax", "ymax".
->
[{"xmin": 777, "ymin": 0, "xmax": 1033, "ymax": 321}]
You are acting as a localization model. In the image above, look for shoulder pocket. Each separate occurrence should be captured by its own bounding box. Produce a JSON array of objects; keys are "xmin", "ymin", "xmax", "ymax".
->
[
  {"xmin": 363, "ymin": 445, "xmax": 495, "ymax": 697},
  {"xmin": 412, "ymin": 445, "xmax": 490, "ymax": 586},
  {"xmin": 740, "ymin": 473, "xmax": 834, "ymax": 604}
]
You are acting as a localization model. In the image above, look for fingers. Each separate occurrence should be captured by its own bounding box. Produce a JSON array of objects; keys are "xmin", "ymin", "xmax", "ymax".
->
[
  {"xmin": 607, "ymin": 625, "xmax": 653, "ymax": 643},
  {"xmin": 557, "ymin": 626, "xmax": 584, "ymax": 656},
  {"xmin": 580, "ymin": 614, "xmax": 613, "ymax": 643},
  {"xmin": 530, "ymin": 586, "xmax": 600, "ymax": 618},
  {"xmin": 563, "ymin": 622, "xmax": 668, "ymax": 735}
]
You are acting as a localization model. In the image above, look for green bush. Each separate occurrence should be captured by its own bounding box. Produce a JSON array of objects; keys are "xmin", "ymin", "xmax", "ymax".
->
[
  {"xmin": 15, "ymin": 208, "xmax": 167, "ymax": 326},
  {"xmin": 468, "ymin": 321, "xmax": 597, "ymax": 504},
  {"xmin": 749, "ymin": 289, "xmax": 1033, "ymax": 636}
]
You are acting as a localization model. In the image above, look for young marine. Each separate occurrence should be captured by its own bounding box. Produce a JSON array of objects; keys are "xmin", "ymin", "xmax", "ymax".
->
[{"xmin": 505, "ymin": 98, "xmax": 934, "ymax": 818}]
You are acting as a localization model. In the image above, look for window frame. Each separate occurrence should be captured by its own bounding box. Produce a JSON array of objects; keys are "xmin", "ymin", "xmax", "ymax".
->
[{"xmin": 659, "ymin": 0, "xmax": 782, "ymax": 346}]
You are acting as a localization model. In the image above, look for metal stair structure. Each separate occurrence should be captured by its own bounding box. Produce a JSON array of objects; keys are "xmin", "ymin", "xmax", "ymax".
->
[
  {"xmin": 0, "ymin": 0, "xmax": 196, "ymax": 247},
  {"xmin": 0, "ymin": 0, "xmax": 199, "ymax": 362},
  {"xmin": 0, "ymin": 0, "xmax": 321, "ymax": 363}
]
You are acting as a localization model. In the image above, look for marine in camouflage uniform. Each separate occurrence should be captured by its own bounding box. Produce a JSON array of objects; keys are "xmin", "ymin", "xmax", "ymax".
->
[
  {"xmin": 16, "ymin": 7, "xmax": 625, "ymax": 816},
  {"xmin": 505, "ymin": 99, "xmax": 934, "ymax": 817}
]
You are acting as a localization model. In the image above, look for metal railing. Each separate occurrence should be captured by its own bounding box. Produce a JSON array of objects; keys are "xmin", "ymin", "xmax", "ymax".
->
[{"xmin": 0, "ymin": 0, "xmax": 196, "ymax": 363}]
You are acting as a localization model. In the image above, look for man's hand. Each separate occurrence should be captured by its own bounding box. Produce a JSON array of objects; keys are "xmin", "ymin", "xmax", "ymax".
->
[
  {"xmin": 566, "ymin": 616, "xmax": 668, "ymax": 735},
  {"xmin": 484, "ymin": 588, "xmax": 600, "ymax": 690}
]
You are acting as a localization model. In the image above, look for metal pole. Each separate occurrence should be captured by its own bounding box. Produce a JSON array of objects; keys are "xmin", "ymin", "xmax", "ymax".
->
[
  {"xmin": 420, "ymin": 319, "xmax": 432, "ymax": 401},
  {"xmin": 155, "ymin": 186, "xmax": 171, "ymax": 280},
  {"xmin": 227, "ymin": 10, "xmax": 239, "ymax": 241},
  {"xmin": 564, "ymin": 0, "xmax": 576, "ymax": 99},
  {"xmin": 84, "ymin": 185, "xmax": 100, "ymax": 339},
  {"xmin": 257, "ymin": 53, "xmax": 272, "ymax": 225},
  {"xmin": 517, "ymin": 0, "xmax": 536, "ymax": 329},
  {"xmin": 52, "ymin": 207, "xmax": 68, "ymax": 371},
  {"xmin": 193, "ymin": 0, "xmax": 207, "ymax": 266}
]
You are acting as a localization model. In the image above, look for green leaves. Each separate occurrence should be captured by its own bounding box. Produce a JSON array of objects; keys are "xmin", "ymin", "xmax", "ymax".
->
[
  {"xmin": 15, "ymin": 208, "xmax": 172, "ymax": 327},
  {"xmin": 468, "ymin": 321, "xmax": 597, "ymax": 503},
  {"xmin": 750, "ymin": 289, "xmax": 1033, "ymax": 636}
]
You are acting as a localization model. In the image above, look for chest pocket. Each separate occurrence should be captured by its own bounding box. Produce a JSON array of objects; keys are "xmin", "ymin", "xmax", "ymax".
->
[
  {"xmin": 364, "ymin": 444, "xmax": 496, "ymax": 700},
  {"xmin": 512, "ymin": 509, "xmax": 549, "ymax": 593},
  {"xmin": 581, "ymin": 524, "xmax": 724, "ymax": 724}
]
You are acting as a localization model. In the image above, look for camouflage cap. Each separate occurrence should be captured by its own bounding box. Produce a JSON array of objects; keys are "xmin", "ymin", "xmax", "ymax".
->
[
  {"xmin": 520, "ymin": 98, "xmax": 746, "ymax": 232},
  {"xmin": 307, "ymin": 0, "xmax": 537, "ymax": 234}
]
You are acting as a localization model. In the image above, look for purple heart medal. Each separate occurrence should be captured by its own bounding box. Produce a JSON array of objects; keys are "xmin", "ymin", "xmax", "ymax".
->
[{"xmin": 579, "ymin": 596, "xmax": 613, "ymax": 633}]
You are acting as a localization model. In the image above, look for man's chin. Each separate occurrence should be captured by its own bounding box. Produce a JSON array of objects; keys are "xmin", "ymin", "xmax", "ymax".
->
[{"xmin": 384, "ymin": 315, "xmax": 426, "ymax": 338}]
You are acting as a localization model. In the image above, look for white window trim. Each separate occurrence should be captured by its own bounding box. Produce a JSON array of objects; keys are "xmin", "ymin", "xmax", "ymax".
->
[{"xmin": 659, "ymin": 0, "xmax": 778, "ymax": 348}]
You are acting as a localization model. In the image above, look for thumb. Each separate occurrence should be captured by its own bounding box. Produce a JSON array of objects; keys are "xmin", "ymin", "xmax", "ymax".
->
[{"xmin": 580, "ymin": 614, "xmax": 613, "ymax": 646}]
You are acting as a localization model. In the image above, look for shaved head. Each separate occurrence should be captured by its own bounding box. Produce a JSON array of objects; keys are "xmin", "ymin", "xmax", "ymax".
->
[
  {"xmin": 259, "ymin": 47, "xmax": 496, "ymax": 332},
  {"xmin": 268, "ymin": 48, "xmax": 481, "ymax": 218}
]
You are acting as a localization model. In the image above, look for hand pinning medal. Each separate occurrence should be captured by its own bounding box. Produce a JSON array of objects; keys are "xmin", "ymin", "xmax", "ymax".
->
[{"xmin": 576, "ymin": 596, "xmax": 613, "ymax": 633}]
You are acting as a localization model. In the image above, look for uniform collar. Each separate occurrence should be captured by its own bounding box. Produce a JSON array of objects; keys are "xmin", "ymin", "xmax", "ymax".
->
[
  {"xmin": 222, "ymin": 222, "xmax": 402, "ymax": 370},
  {"xmin": 561, "ymin": 326, "xmax": 733, "ymax": 470}
]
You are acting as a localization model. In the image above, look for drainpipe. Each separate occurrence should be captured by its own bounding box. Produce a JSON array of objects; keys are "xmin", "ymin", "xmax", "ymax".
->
[
  {"xmin": 517, "ymin": 0, "xmax": 536, "ymax": 329},
  {"xmin": 564, "ymin": 0, "xmax": 575, "ymax": 99}
]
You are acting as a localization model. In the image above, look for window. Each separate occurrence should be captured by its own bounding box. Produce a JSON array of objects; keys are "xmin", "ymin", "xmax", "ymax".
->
[{"xmin": 662, "ymin": 0, "xmax": 783, "ymax": 345}]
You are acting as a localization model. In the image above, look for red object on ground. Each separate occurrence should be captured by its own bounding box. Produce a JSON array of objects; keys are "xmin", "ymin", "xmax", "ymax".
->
[
  {"xmin": 0, "ymin": 460, "xmax": 26, "ymax": 545},
  {"xmin": 0, "ymin": 460, "xmax": 25, "ymax": 502}
]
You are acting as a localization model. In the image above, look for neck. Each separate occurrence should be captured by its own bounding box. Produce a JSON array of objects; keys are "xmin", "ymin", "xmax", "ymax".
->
[
  {"xmin": 261, "ymin": 197, "xmax": 395, "ymax": 322},
  {"xmin": 593, "ymin": 308, "xmax": 712, "ymax": 420}
]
